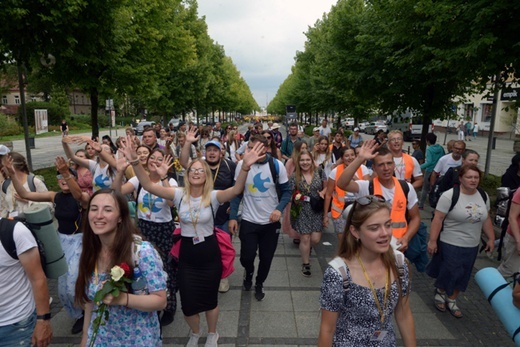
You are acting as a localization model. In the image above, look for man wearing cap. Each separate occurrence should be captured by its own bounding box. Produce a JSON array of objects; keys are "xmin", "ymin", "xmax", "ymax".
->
[
  {"xmin": 271, "ymin": 123, "xmax": 283, "ymax": 149},
  {"xmin": 180, "ymin": 127, "xmax": 237, "ymax": 292},
  {"xmin": 308, "ymin": 127, "xmax": 321, "ymax": 150},
  {"xmin": 348, "ymin": 128, "xmax": 364, "ymax": 149}
]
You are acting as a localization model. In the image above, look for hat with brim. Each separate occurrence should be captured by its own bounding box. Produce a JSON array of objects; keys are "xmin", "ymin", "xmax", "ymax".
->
[
  {"xmin": 313, "ymin": 127, "xmax": 320, "ymax": 132},
  {"xmin": 271, "ymin": 123, "xmax": 280, "ymax": 129},
  {"xmin": 0, "ymin": 145, "xmax": 10, "ymax": 156},
  {"xmin": 205, "ymin": 139, "xmax": 222, "ymax": 150}
]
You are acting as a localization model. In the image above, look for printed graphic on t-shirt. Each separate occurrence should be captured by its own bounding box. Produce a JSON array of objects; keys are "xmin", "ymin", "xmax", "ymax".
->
[
  {"xmin": 248, "ymin": 172, "xmax": 272, "ymax": 194},
  {"xmin": 464, "ymin": 202, "xmax": 485, "ymax": 223}
]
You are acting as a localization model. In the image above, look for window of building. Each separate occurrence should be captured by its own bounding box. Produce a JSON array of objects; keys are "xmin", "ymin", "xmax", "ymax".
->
[
  {"xmin": 2, "ymin": 96, "xmax": 7, "ymax": 104},
  {"xmin": 14, "ymin": 95, "xmax": 20, "ymax": 105},
  {"xmin": 481, "ymin": 103, "xmax": 492, "ymax": 122},
  {"xmin": 464, "ymin": 103, "xmax": 474, "ymax": 120}
]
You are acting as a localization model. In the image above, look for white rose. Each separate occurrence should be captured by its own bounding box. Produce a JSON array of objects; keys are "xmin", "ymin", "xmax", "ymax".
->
[
  {"xmin": 295, "ymin": 193, "xmax": 302, "ymax": 200},
  {"xmin": 110, "ymin": 266, "xmax": 125, "ymax": 282}
]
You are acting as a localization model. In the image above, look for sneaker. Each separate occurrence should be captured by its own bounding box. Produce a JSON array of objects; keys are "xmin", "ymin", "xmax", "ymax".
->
[
  {"xmin": 204, "ymin": 332, "xmax": 219, "ymax": 347},
  {"xmin": 254, "ymin": 284, "xmax": 265, "ymax": 301},
  {"xmin": 160, "ymin": 310, "xmax": 174, "ymax": 327},
  {"xmin": 186, "ymin": 330, "xmax": 201, "ymax": 347},
  {"xmin": 71, "ymin": 316, "xmax": 84, "ymax": 334},
  {"xmin": 218, "ymin": 278, "xmax": 230, "ymax": 293},
  {"xmin": 301, "ymin": 263, "xmax": 311, "ymax": 277},
  {"xmin": 243, "ymin": 272, "xmax": 253, "ymax": 291}
]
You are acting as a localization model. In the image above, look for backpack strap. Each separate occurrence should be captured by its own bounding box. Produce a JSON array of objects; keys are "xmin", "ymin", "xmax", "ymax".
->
[
  {"xmin": 0, "ymin": 218, "xmax": 18, "ymax": 259},
  {"xmin": 2, "ymin": 179, "xmax": 10, "ymax": 194},
  {"xmin": 448, "ymin": 186, "xmax": 460, "ymax": 212},
  {"xmin": 268, "ymin": 156, "xmax": 282, "ymax": 200},
  {"xmin": 27, "ymin": 174, "xmax": 36, "ymax": 192},
  {"xmin": 329, "ymin": 257, "xmax": 350, "ymax": 292},
  {"xmin": 368, "ymin": 179, "xmax": 409, "ymax": 206}
]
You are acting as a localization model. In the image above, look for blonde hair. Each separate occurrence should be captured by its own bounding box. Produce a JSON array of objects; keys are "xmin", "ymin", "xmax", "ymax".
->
[
  {"xmin": 293, "ymin": 150, "xmax": 317, "ymax": 190},
  {"xmin": 312, "ymin": 135, "xmax": 331, "ymax": 163},
  {"xmin": 387, "ymin": 130, "xmax": 403, "ymax": 138},
  {"xmin": 184, "ymin": 159, "xmax": 213, "ymax": 207}
]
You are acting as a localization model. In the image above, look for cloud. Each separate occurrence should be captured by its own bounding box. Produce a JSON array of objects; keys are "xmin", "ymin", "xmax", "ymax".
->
[{"xmin": 197, "ymin": 0, "xmax": 337, "ymax": 108}]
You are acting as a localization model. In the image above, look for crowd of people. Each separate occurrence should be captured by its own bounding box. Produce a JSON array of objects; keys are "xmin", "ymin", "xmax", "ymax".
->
[{"xmin": 0, "ymin": 117, "xmax": 518, "ymax": 347}]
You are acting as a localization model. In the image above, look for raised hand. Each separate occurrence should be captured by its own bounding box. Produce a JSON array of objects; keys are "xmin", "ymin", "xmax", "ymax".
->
[
  {"xmin": 185, "ymin": 126, "xmax": 200, "ymax": 144},
  {"xmin": 88, "ymin": 139, "xmax": 102, "ymax": 153},
  {"xmin": 116, "ymin": 150, "xmax": 130, "ymax": 172},
  {"xmin": 120, "ymin": 135, "xmax": 138, "ymax": 161},
  {"xmin": 242, "ymin": 141, "xmax": 265, "ymax": 168},
  {"xmin": 357, "ymin": 139, "xmax": 380, "ymax": 161},
  {"xmin": 3, "ymin": 154, "xmax": 15, "ymax": 176},
  {"xmin": 55, "ymin": 156, "xmax": 70, "ymax": 174},
  {"xmin": 154, "ymin": 155, "xmax": 174, "ymax": 178}
]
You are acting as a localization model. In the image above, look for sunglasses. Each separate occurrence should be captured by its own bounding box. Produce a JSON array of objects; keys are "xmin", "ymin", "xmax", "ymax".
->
[{"xmin": 343, "ymin": 195, "xmax": 387, "ymax": 222}]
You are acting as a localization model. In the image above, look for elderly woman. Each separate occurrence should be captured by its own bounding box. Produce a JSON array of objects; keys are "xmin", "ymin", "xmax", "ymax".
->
[
  {"xmin": 427, "ymin": 164, "xmax": 495, "ymax": 318},
  {"xmin": 120, "ymin": 134, "xmax": 264, "ymax": 346}
]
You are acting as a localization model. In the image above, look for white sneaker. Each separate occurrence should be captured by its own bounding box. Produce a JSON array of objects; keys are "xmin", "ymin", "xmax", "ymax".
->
[
  {"xmin": 186, "ymin": 330, "xmax": 201, "ymax": 347},
  {"xmin": 218, "ymin": 278, "xmax": 230, "ymax": 293},
  {"xmin": 204, "ymin": 332, "xmax": 219, "ymax": 347}
]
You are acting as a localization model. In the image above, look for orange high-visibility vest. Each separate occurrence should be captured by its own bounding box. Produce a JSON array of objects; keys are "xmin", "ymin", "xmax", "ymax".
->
[
  {"xmin": 331, "ymin": 166, "xmax": 364, "ymax": 219},
  {"xmin": 395, "ymin": 153, "xmax": 414, "ymax": 180},
  {"xmin": 372, "ymin": 176, "xmax": 408, "ymax": 238}
]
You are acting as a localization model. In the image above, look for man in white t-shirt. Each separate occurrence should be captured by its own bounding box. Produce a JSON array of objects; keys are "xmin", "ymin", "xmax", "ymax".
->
[
  {"xmin": 337, "ymin": 141, "xmax": 421, "ymax": 253},
  {"xmin": 387, "ymin": 130, "xmax": 423, "ymax": 190},
  {"xmin": 430, "ymin": 140, "xmax": 466, "ymax": 186},
  {"xmin": 319, "ymin": 119, "xmax": 332, "ymax": 139},
  {"xmin": 0, "ymin": 220, "xmax": 52, "ymax": 346},
  {"xmin": 229, "ymin": 135, "xmax": 292, "ymax": 301}
]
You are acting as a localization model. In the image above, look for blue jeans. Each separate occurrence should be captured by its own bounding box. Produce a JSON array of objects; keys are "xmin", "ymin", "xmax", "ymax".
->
[{"xmin": 0, "ymin": 311, "xmax": 36, "ymax": 346}]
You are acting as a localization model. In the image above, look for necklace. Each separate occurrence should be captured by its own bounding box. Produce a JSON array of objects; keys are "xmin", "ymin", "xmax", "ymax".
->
[
  {"xmin": 188, "ymin": 196, "xmax": 203, "ymax": 234},
  {"xmin": 356, "ymin": 253, "xmax": 390, "ymax": 323}
]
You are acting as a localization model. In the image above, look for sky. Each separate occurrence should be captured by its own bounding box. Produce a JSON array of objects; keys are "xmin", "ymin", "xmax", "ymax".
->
[{"xmin": 197, "ymin": 0, "xmax": 338, "ymax": 109}]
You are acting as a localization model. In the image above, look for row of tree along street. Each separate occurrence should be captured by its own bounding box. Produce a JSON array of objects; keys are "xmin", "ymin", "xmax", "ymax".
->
[
  {"xmin": 268, "ymin": 0, "xmax": 519, "ymax": 147},
  {"xmin": 0, "ymin": 0, "xmax": 259, "ymax": 138}
]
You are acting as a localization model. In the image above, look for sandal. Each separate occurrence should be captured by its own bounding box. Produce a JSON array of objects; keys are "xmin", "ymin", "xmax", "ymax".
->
[
  {"xmin": 301, "ymin": 263, "xmax": 311, "ymax": 277},
  {"xmin": 434, "ymin": 289, "xmax": 446, "ymax": 312},
  {"xmin": 446, "ymin": 297, "xmax": 463, "ymax": 318}
]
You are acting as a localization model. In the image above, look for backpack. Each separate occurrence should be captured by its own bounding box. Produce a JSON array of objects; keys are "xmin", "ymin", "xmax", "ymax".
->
[
  {"xmin": 0, "ymin": 218, "xmax": 48, "ymax": 276},
  {"xmin": 329, "ymin": 250, "xmax": 409, "ymax": 296},
  {"xmin": 494, "ymin": 187, "xmax": 516, "ymax": 260},
  {"xmin": 2, "ymin": 174, "xmax": 38, "ymax": 194},
  {"xmin": 429, "ymin": 167, "xmax": 460, "ymax": 209}
]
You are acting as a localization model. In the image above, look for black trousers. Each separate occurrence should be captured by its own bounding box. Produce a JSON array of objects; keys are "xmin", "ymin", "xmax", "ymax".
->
[{"xmin": 239, "ymin": 220, "xmax": 280, "ymax": 285}]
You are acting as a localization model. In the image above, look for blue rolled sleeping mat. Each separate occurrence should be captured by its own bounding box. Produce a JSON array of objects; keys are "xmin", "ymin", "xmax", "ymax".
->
[{"xmin": 475, "ymin": 267, "xmax": 520, "ymax": 346}]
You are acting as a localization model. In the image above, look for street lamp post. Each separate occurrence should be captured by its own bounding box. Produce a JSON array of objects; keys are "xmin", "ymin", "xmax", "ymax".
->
[{"xmin": 17, "ymin": 61, "xmax": 33, "ymax": 171}]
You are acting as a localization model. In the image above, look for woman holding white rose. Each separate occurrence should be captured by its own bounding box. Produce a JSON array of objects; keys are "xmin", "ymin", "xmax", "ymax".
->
[{"xmin": 75, "ymin": 189, "xmax": 167, "ymax": 347}]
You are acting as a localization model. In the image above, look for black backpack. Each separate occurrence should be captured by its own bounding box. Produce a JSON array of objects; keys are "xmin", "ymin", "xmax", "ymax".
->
[
  {"xmin": 0, "ymin": 218, "xmax": 49, "ymax": 276},
  {"xmin": 429, "ymin": 167, "xmax": 460, "ymax": 209}
]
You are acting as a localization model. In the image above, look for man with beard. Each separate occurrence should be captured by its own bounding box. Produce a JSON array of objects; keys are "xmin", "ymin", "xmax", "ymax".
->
[{"xmin": 180, "ymin": 127, "xmax": 237, "ymax": 292}]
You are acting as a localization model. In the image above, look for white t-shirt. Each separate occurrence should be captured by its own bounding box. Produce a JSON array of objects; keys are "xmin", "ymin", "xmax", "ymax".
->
[
  {"xmin": 437, "ymin": 188, "xmax": 490, "ymax": 247},
  {"xmin": 329, "ymin": 165, "xmax": 370, "ymax": 204},
  {"xmin": 319, "ymin": 125, "xmax": 332, "ymax": 138},
  {"xmin": 433, "ymin": 154, "xmax": 462, "ymax": 176},
  {"xmin": 354, "ymin": 180, "xmax": 418, "ymax": 210},
  {"xmin": 88, "ymin": 160, "xmax": 114, "ymax": 192},
  {"xmin": 129, "ymin": 177, "xmax": 178, "ymax": 222},
  {"xmin": 393, "ymin": 155, "xmax": 423, "ymax": 180},
  {"xmin": 173, "ymin": 189, "xmax": 220, "ymax": 238},
  {"xmin": 235, "ymin": 159, "xmax": 289, "ymax": 225},
  {"xmin": 0, "ymin": 221, "xmax": 37, "ymax": 325},
  {"xmin": 473, "ymin": 124, "xmax": 479, "ymax": 133}
]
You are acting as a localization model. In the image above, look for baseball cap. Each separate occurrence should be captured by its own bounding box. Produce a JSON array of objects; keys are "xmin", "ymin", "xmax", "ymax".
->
[
  {"xmin": 354, "ymin": 127, "xmax": 360, "ymax": 132},
  {"xmin": 313, "ymin": 127, "xmax": 320, "ymax": 132},
  {"xmin": 205, "ymin": 140, "xmax": 222, "ymax": 150},
  {"xmin": 0, "ymin": 145, "xmax": 11, "ymax": 155},
  {"xmin": 271, "ymin": 123, "xmax": 280, "ymax": 129}
]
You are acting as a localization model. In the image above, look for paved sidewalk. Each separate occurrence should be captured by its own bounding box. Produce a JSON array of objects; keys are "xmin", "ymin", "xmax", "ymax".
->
[{"xmin": 47, "ymin": 205, "xmax": 515, "ymax": 346}]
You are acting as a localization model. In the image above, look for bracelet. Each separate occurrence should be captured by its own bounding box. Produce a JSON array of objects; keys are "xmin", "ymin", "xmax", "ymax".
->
[
  {"xmin": 161, "ymin": 176, "xmax": 169, "ymax": 181},
  {"xmin": 241, "ymin": 167, "xmax": 250, "ymax": 172},
  {"xmin": 126, "ymin": 293, "xmax": 129, "ymax": 307},
  {"xmin": 129, "ymin": 159, "xmax": 140, "ymax": 166},
  {"xmin": 37, "ymin": 313, "xmax": 51, "ymax": 321}
]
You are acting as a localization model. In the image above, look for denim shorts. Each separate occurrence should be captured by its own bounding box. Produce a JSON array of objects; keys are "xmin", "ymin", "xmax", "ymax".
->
[{"xmin": 0, "ymin": 311, "xmax": 36, "ymax": 346}]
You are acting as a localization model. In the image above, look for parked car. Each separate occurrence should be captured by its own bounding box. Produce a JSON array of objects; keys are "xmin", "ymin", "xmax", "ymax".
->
[
  {"xmin": 364, "ymin": 121, "xmax": 388, "ymax": 135},
  {"xmin": 134, "ymin": 121, "xmax": 155, "ymax": 135},
  {"xmin": 358, "ymin": 122, "xmax": 369, "ymax": 132},
  {"xmin": 343, "ymin": 117, "xmax": 355, "ymax": 129}
]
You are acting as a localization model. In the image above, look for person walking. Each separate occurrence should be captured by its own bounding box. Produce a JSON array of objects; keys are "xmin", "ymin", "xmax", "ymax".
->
[
  {"xmin": 229, "ymin": 135, "xmax": 292, "ymax": 301},
  {"xmin": 472, "ymin": 122, "xmax": 479, "ymax": 139},
  {"xmin": 289, "ymin": 149, "xmax": 326, "ymax": 277},
  {"xmin": 121, "ymin": 134, "xmax": 263, "ymax": 346},
  {"xmin": 426, "ymin": 164, "xmax": 495, "ymax": 318},
  {"xmin": 418, "ymin": 133, "xmax": 445, "ymax": 209},
  {"xmin": 318, "ymin": 196, "xmax": 416, "ymax": 346}
]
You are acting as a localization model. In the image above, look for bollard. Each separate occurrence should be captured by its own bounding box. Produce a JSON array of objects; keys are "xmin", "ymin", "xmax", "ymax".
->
[{"xmin": 492, "ymin": 137, "xmax": 497, "ymax": 149}]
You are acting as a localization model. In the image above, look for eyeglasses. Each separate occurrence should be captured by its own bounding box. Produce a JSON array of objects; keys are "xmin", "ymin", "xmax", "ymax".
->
[
  {"xmin": 389, "ymin": 138, "xmax": 402, "ymax": 142},
  {"xmin": 264, "ymin": 136, "xmax": 272, "ymax": 140},
  {"xmin": 189, "ymin": 168, "xmax": 206, "ymax": 174},
  {"xmin": 453, "ymin": 147, "xmax": 465, "ymax": 151}
]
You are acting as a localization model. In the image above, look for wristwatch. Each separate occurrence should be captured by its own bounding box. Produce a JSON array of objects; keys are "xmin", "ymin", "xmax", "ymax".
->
[{"xmin": 37, "ymin": 313, "xmax": 51, "ymax": 321}]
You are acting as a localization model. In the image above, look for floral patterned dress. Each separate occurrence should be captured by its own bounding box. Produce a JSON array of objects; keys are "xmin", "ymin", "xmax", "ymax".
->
[
  {"xmin": 289, "ymin": 168, "xmax": 326, "ymax": 234},
  {"xmin": 85, "ymin": 241, "xmax": 167, "ymax": 347}
]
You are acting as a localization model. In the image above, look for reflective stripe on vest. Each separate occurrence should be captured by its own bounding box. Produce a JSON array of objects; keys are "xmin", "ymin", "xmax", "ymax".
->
[{"xmin": 373, "ymin": 177, "xmax": 408, "ymax": 238}]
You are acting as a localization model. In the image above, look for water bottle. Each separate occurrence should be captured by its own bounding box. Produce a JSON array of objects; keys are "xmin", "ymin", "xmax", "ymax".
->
[{"xmin": 132, "ymin": 267, "xmax": 148, "ymax": 295}]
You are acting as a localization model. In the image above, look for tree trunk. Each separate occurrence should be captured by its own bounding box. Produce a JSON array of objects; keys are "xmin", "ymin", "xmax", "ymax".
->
[{"xmin": 90, "ymin": 87, "xmax": 99, "ymax": 139}]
